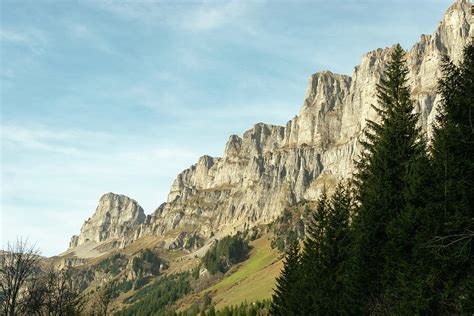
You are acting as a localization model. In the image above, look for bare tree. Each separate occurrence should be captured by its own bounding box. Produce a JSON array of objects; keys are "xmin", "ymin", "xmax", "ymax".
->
[
  {"xmin": 42, "ymin": 267, "xmax": 84, "ymax": 316},
  {"xmin": 19, "ymin": 270, "xmax": 48, "ymax": 315},
  {"xmin": 0, "ymin": 239, "xmax": 40, "ymax": 316},
  {"xmin": 16, "ymin": 265, "xmax": 84, "ymax": 316}
]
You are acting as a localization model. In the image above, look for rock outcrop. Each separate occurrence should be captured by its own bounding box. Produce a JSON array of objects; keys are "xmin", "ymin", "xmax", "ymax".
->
[
  {"xmin": 69, "ymin": 193, "xmax": 145, "ymax": 249},
  {"xmin": 67, "ymin": 1, "xmax": 472, "ymax": 256}
]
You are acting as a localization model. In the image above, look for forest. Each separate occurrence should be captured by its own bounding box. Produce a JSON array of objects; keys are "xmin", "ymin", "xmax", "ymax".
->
[{"xmin": 271, "ymin": 44, "xmax": 474, "ymax": 315}]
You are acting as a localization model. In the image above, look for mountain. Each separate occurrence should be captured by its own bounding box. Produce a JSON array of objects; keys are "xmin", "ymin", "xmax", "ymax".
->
[
  {"xmin": 65, "ymin": 0, "xmax": 472, "ymax": 260},
  {"xmin": 64, "ymin": 193, "xmax": 145, "ymax": 258}
]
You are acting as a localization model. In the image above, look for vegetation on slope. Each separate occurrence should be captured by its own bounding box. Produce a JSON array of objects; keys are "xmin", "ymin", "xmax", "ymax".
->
[
  {"xmin": 269, "ymin": 203, "xmax": 310, "ymax": 252},
  {"xmin": 207, "ymin": 236, "xmax": 282, "ymax": 309},
  {"xmin": 118, "ymin": 272, "xmax": 191, "ymax": 316},
  {"xmin": 198, "ymin": 300, "xmax": 272, "ymax": 316},
  {"xmin": 97, "ymin": 253, "xmax": 128, "ymax": 276},
  {"xmin": 202, "ymin": 235, "xmax": 250, "ymax": 274}
]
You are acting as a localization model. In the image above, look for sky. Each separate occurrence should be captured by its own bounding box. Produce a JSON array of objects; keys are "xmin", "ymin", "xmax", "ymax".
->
[{"xmin": 1, "ymin": 0, "xmax": 453, "ymax": 256}]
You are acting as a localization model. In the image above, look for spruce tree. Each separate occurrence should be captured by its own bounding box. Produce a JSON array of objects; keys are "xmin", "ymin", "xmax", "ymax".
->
[
  {"xmin": 321, "ymin": 183, "xmax": 353, "ymax": 315},
  {"xmin": 271, "ymin": 240, "xmax": 302, "ymax": 315},
  {"xmin": 299, "ymin": 184, "xmax": 353, "ymax": 315},
  {"xmin": 424, "ymin": 43, "xmax": 474, "ymax": 314},
  {"xmin": 299, "ymin": 190, "xmax": 328, "ymax": 314},
  {"xmin": 349, "ymin": 44, "xmax": 427, "ymax": 313},
  {"xmin": 319, "ymin": 183, "xmax": 354, "ymax": 314}
]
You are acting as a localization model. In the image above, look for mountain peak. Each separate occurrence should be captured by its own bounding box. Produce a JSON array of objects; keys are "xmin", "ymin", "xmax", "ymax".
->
[{"xmin": 68, "ymin": 193, "xmax": 145, "ymax": 251}]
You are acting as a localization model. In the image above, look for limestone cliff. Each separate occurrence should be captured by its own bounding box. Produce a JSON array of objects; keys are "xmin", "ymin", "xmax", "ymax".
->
[
  {"xmin": 69, "ymin": 193, "xmax": 145, "ymax": 249},
  {"xmin": 67, "ymin": 1, "xmax": 472, "ymax": 256}
]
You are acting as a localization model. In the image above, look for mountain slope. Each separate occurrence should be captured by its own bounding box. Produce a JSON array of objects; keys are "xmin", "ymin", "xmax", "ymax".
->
[{"xmin": 66, "ymin": 0, "xmax": 471, "ymax": 259}]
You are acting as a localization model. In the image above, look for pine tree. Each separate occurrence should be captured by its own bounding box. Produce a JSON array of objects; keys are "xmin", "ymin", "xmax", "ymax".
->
[
  {"xmin": 349, "ymin": 44, "xmax": 427, "ymax": 313},
  {"xmin": 271, "ymin": 240, "xmax": 301, "ymax": 315},
  {"xmin": 424, "ymin": 43, "xmax": 474, "ymax": 314}
]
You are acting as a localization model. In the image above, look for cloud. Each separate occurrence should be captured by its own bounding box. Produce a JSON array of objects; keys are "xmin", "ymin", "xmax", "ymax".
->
[
  {"xmin": 1, "ymin": 124, "xmax": 113, "ymax": 155},
  {"xmin": 1, "ymin": 204, "xmax": 87, "ymax": 256},
  {"xmin": 62, "ymin": 20, "xmax": 120, "ymax": 56},
  {"xmin": 90, "ymin": 0, "xmax": 253, "ymax": 33},
  {"xmin": 0, "ymin": 29, "xmax": 30, "ymax": 44},
  {"xmin": 2, "ymin": 125, "xmax": 78, "ymax": 154},
  {"xmin": 0, "ymin": 28, "xmax": 49, "ymax": 54},
  {"xmin": 1, "ymin": 122, "xmax": 202, "ymax": 255},
  {"xmin": 89, "ymin": 0, "xmax": 167, "ymax": 24},
  {"xmin": 0, "ymin": 28, "xmax": 50, "ymax": 79},
  {"xmin": 124, "ymin": 147, "xmax": 197, "ymax": 162},
  {"xmin": 108, "ymin": 79, "xmax": 300, "ymax": 126},
  {"xmin": 182, "ymin": 1, "xmax": 249, "ymax": 31}
]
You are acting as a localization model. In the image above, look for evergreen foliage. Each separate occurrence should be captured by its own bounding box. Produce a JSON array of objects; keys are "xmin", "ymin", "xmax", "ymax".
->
[
  {"xmin": 97, "ymin": 253, "xmax": 128, "ymax": 276},
  {"xmin": 423, "ymin": 43, "xmax": 474, "ymax": 313},
  {"xmin": 177, "ymin": 300, "xmax": 271, "ymax": 316},
  {"xmin": 299, "ymin": 190, "xmax": 328, "ymax": 314},
  {"xmin": 270, "ymin": 44, "xmax": 473, "ymax": 315},
  {"xmin": 349, "ymin": 44, "xmax": 428, "ymax": 313},
  {"xmin": 270, "ymin": 240, "xmax": 301, "ymax": 315},
  {"xmin": 118, "ymin": 272, "xmax": 191, "ymax": 316},
  {"xmin": 202, "ymin": 235, "xmax": 250, "ymax": 274},
  {"xmin": 131, "ymin": 248, "xmax": 161, "ymax": 277},
  {"xmin": 270, "ymin": 205, "xmax": 308, "ymax": 252},
  {"xmin": 297, "ymin": 184, "xmax": 353, "ymax": 315}
]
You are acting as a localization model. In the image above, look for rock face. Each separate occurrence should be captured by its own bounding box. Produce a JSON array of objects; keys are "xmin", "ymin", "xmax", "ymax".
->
[
  {"xmin": 69, "ymin": 193, "xmax": 145, "ymax": 249},
  {"xmin": 67, "ymin": 1, "xmax": 472, "ymax": 255}
]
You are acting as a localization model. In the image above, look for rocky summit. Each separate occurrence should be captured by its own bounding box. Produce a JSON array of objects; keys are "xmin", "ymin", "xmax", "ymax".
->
[
  {"xmin": 68, "ymin": 193, "xmax": 145, "ymax": 250},
  {"xmin": 67, "ymin": 0, "xmax": 472, "ymax": 258}
]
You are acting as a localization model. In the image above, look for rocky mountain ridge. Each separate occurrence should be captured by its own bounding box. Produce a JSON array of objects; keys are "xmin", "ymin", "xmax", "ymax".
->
[{"xmin": 66, "ymin": 0, "xmax": 472, "ymax": 259}]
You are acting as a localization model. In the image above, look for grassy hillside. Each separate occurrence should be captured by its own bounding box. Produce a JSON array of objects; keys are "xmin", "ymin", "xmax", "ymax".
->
[
  {"xmin": 60, "ymin": 232, "xmax": 284, "ymax": 314},
  {"xmin": 205, "ymin": 235, "xmax": 282, "ymax": 309}
]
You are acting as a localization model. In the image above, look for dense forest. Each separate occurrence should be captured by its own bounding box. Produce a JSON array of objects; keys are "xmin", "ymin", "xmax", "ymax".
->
[{"xmin": 271, "ymin": 44, "xmax": 474, "ymax": 315}]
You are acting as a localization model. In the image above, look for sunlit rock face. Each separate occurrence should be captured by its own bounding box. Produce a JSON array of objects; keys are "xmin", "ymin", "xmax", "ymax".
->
[
  {"xmin": 67, "ymin": 1, "xmax": 471, "ymax": 255},
  {"xmin": 69, "ymin": 193, "xmax": 145, "ymax": 248},
  {"xmin": 141, "ymin": 1, "xmax": 470, "ymax": 239}
]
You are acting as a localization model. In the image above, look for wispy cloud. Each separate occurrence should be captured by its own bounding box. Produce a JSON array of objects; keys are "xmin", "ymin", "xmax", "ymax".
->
[
  {"xmin": 0, "ymin": 29, "xmax": 30, "ymax": 44},
  {"xmin": 0, "ymin": 28, "xmax": 49, "ymax": 54},
  {"xmin": 1, "ymin": 122, "xmax": 201, "ymax": 255},
  {"xmin": 0, "ymin": 28, "xmax": 50, "ymax": 80},
  {"xmin": 90, "ymin": 0, "xmax": 254, "ymax": 33},
  {"xmin": 62, "ymin": 20, "xmax": 120, "ymax": 56},
  {"xmin": 182, "ymin": 1, "xmax": 249, "ymax": 31},
  {"xmin": 107, "ymin": 77, "xmax": 301, "ymax": 126},
  {"xmin": 1, "ymin": 124, "xmax": 113, "ymax": 155},
  {"xmin": 88, "ymin": 0, "xmax": 167, "ymax": 24}
]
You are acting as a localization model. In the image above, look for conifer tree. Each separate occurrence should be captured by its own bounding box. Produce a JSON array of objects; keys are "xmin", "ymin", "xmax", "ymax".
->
[
  {"xmin": 424, "ymin": 43, "xmax": 474, "ymax": 313},
  {"xmin": 299, "ymin": 185, "xmax": 353, "ymax": 315},
  {"xmin": 320, "ymin": 183, "xmax": 353, "ymax": 315},
  {"xmin": 271, "ymin": 240, "xmax": 301, "ymax": 315},
  {"xmin": 349, "ymin": 44, "xmax": 427, "ymax": 313},
  {"xmin": 299, "ymin": 190, "xmax": 328, "ymax": 314}
]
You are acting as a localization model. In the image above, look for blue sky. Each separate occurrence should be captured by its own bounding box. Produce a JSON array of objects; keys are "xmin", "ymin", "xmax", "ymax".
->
[{"xmin": 1, "ymin": 0, "xmax": 453, "ymax": 256}]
